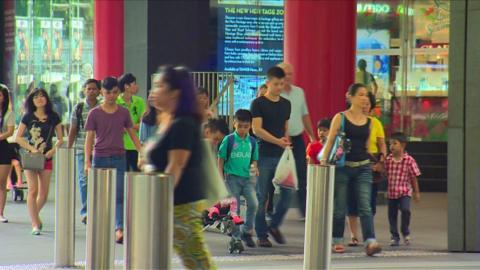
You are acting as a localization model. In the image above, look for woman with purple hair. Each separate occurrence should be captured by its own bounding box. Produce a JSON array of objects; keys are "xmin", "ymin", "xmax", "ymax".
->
[{"xmin": 144, "ymin": 66, "xmax": 216, "ymax": 270}]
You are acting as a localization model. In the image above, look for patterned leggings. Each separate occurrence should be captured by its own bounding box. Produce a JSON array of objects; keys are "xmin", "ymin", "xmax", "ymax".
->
[{"xmin": 174, "ymin": 200, "xmax": 216, "ymax": 270}]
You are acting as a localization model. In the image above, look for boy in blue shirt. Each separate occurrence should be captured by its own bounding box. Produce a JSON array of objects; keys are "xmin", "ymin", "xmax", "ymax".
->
[{"xmin": 218, "ymin": 109, "xmax": 259, "ymax": 248}]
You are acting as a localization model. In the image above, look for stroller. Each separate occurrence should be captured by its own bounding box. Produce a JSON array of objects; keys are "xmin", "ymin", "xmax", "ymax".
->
[{"xmin": 202, "ymin": 197, "xmax": 245, "ymax": 253}]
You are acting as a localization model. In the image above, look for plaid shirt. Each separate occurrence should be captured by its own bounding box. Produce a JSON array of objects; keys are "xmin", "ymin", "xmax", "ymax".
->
[{"xmin": 385, "ymin": 152, "xmax": 421, "ymax": 199}]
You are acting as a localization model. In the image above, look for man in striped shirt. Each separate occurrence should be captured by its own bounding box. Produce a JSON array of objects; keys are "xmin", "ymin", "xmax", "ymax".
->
[
  {"xmin": 385, "ymin": 132, "xmax": 421, "ymax": 247},
  {"xmin": 67, "ymin": 79, "xmax": 100, "ymax": 224}
]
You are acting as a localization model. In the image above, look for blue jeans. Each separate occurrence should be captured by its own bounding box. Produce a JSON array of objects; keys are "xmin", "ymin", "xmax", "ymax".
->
[
  {"xmin": 225, "ymin": 174, "xmax": 258, "ymax": 237},
  {"xmin": 92, "ymin": 155, "xmax": 126, "ymax": 230},
  {"xmin": 333, "ymin": 164, "xmax": 376, "ymax": 245},
  {"xmin": 76, "ymin": 153, "xmax": 88, "ymax": 218},
  {"xmin": 347, "ymin": 182, "xmax": 378, "ymax": 216},
  {"xmin": 388, "ymin": 196, "xmax": 411, "ymax": 240},
  {"xmin": 255, "ymin": 156, "xmax": 292, "ymax": 239}
]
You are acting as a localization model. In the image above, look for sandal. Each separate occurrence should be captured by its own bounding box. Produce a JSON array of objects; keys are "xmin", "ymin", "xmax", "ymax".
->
[
  {"xmin": 332, "ymin": 244, "xmax": 345, "ymax": 253},
  {"xmin": 365, "ymin": 242, "xmax": 382, "ymax": 256},
  {"xmin": 348, "ymin": 237, "xmax": 359, "ymax": 247}
]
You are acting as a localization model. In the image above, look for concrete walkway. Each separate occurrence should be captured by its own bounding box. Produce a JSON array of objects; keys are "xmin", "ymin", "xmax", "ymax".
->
[{"xmin": 0, "ymin": 192, "xmax": 479, "ymax": 269}]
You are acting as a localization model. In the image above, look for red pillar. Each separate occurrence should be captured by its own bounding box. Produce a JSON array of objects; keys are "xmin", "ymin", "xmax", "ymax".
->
[
  {"xmin": 284, "ymin": 0, "xmax": 356, "ymax": 123},
  {"xmin": 94, "ymin": 0, "xmax": 124, "ymax": 79}
]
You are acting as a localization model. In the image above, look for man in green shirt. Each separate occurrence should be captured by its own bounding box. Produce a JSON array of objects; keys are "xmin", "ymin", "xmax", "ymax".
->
[
  {"xmin": 117, "ymin": 73, "xmax": 145, "ymax": 171},
  {"xmin": 218, "ymin": 109, "xmax": 259, "ymax": 249}
]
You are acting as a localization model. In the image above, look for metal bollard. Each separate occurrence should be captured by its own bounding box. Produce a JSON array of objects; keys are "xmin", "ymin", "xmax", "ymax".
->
[
  {"xmin": 124, "ymin": 172, "xmax": 174, "ymax": 270},
  {"xmin": 54, "ymin": 147, "xmax": 76, "ymax": 267},
  {"xmin": 86, "ymin": 168, "xmax": 117, "ymax": 270},
  {"xmin": 304, "ymin": 165, "xmax": 335, "ymax": 270}
]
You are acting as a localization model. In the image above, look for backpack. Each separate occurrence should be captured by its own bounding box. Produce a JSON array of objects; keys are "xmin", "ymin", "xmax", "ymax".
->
[
  {"xmin": 225, "ymin": 134, "xmax": 256, "ymax": 164},
  {"xmin": 75, "ymin": 102, "xmax": 84, "ymax": 129}
]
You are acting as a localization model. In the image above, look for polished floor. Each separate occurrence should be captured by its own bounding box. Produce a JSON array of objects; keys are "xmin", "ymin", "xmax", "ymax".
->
[{"xmin": 0, "ymin": 192, "xmax": 479, "ymax": 269}]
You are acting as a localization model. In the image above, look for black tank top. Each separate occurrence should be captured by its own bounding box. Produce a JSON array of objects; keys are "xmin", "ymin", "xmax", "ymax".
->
[{"xmin": 344, "ymin": 116, "xmax": 370, "ymax": 162}]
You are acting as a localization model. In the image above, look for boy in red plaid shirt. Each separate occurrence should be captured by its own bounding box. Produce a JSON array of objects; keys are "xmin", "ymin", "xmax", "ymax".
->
[{"xmin": 385, "ymin": 132, "xmax": 421, "ymax": 246}]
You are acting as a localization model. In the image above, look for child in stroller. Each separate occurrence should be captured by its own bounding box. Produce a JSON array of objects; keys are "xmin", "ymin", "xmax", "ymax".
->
[{"xmin": 202, "ymin": 197, "xmax": 245, "ymax": 253}]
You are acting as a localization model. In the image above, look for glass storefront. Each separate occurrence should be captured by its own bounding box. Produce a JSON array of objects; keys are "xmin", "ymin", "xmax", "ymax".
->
[
  {"xmin": 11, "ymin": 0, "xmax": 94, "ymax": 123},
  {"xmin": 356, "ymin": 0, "xmax": 449, "ymax": 141}
]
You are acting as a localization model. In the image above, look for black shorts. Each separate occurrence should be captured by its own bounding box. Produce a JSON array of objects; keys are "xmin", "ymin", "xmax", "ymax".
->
[{"xmin": 0, "ymin": 140, "xmax": 14, "ymax": 165}]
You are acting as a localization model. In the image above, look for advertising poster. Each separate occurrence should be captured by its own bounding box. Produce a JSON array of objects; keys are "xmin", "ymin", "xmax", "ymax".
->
[
  {"xmin": 72, "ymin": 18, "xmax": 84, "ymax": 62},
  {"xmin": 52, "ymin": 19, "xmax": 63, "ymax": 62},
  {"xmin": 40, "ymin": 19, "xmax": 52, "ymax": 62},
  {"xmin": 217, "ymin": 0, "xmax": 284, "ymax": 111}
]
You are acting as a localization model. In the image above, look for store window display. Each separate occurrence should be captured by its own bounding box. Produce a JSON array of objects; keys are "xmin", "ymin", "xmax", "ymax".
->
[
  {"xmin": 6, "ymin": 0, "xmax": 94, "ymax": 124},
  {"xmin": 356, "ymin": 0, "xmax": 449, "ymax": 141}
]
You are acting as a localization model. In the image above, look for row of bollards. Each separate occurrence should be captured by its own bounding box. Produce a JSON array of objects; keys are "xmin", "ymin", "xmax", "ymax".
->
[
  {"xmin": 54, "ymin": 148, "xmax": 174, "ymax": 269},
  {"xmin": 54, "ymin": 148, "xmax": 335, "ymax": 270}
]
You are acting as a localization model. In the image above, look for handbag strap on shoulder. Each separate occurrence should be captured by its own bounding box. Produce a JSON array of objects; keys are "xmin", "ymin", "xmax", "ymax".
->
[{"xmin": 340, "ymin": 112, "xmax": 346, "ymax": 132}]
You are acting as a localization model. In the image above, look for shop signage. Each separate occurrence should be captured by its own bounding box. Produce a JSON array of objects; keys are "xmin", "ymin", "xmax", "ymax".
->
[{"xmin": 357, "ymin": 3, "xmax": 414, "ymax": 16}]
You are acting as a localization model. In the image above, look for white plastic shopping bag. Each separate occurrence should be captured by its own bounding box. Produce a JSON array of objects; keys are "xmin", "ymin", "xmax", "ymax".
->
[{"xmin": 272, "ymin": 147, "xmax": 298, "ymax": 190}]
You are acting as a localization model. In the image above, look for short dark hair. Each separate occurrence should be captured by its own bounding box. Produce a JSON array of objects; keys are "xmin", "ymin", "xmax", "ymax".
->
[
  {"xmin": 197, "ymin": 86, "xmax": 208, "ymax": 96},
  {"xmin": 83, "ymin": 78, "xmax": 101, "ymax": 90},
  {"xmin": 102, "ymin": 76, "xmax": 119, "ymax": 91},
  {"xmin": 390, "ymin": 132, "xmax": 408, "ymax": 144},
  {"xmin": 266, "ymin": 66, "xmax": 286, "ymax": 80},
  {"xmin": 347, "ymin": 83, "xmax": 368, "ymax": 97},
  {"xmin": 317, "ymin": 118, "xmax": 331, "ymax": 129},
  {"xmin": 234, "ymin": 109, "xmax": 252, "ymax": 123},
  {"xmin": 205, "ymin": 118, "xmax": 229, "ymax": 135},
  {"xmin": 118, "ymin": 73, "xmax": 136, "ymax": 92}
]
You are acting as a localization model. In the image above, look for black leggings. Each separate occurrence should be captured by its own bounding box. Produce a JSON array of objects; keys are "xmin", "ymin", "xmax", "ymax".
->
[{"xmin": 125, "ymin": 150, "xmax": 139, "ymax": 172}]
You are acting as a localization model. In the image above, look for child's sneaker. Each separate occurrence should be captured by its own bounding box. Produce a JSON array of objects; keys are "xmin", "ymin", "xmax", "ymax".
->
[
  {"xmin": 404, "ymin": 236, "xmax": 411, "ymax": 245},
  {"xmin": 0, "ymin": 215, "xmax": 8, "ymax": 223},
  {"xmin": 390, "ymin": 238, "xmax": 400, "ymax": 246},
  {"xmin": 228, "ymin": 238, "xmax": 244, "ymax": 254},
  {"xmin": 241, "ymin": 232, "xmax": 256, "ymax": 248}
]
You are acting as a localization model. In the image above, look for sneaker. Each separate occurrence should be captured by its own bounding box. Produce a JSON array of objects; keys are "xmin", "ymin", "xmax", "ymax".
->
[
  {"xmin": 31, "ymin": 227, "xmax": 41, "ymax": 236},
  {"xmin": 268, "ymin": 227, "xmax": 286, "ymax": 244},
  {"xmin": 81, "ymin": 216, "xmax": 87, "ymax": 225},
  {"xmin": 0, "ymin": 215, "xmax": 8, "ymax": 223},
  {"xmin": 390, "ymin": 238, "xmax": 400, "ymax": 246},
  {"xmin": 241, "ymin": 232, "xmax": 256, "ymax": 248},
  {"xmin": 257, "ymin": 238, "xmax": 273, "ymax": 248},
  {"xmin": 228, "ymin": 238, "xmax": 245, "ymax": 253},
  {"xmin": 365, "ymin": 242, "xmax": 382, "ymax": 256},
  {"xmin": 404, "ymin": 236, "xmax": 411, "ymax": 246}
]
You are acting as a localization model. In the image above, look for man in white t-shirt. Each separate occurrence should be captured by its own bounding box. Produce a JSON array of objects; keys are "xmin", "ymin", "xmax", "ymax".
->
[{"xmin": 278, "ymin": 62, "xmax": 316, "ymax": 219}]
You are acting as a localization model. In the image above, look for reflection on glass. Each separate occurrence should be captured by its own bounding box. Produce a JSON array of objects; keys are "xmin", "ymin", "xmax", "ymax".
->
[
  {"xmin": 356, "ymin": 0, "xmax": 449, "ymax": 141},
  {"xmin": 11, "ymin": 0, "xmax": 94, "ymax": 124}
]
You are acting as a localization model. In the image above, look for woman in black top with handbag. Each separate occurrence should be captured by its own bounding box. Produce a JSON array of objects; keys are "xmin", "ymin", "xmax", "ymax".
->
[
  {"xmin": 144, "ymin": 66, "xmax": 215, "ymax": 270},
  {"xmin": 320, "ymin": 83, "xmax": 381, "ymax": 256},
  {"xmin": 0, "ymin": 85, "xmax": 15, "ymax": 223},
  {"xmin": 15, "ymin": 88, "xmax": 63, "ymax": 235}
]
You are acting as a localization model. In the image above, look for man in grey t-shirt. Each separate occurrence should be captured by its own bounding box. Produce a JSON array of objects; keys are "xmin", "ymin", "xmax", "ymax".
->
[{"xmin": 278, "ymin": 62, "xmax": 316, "ymax": 219}]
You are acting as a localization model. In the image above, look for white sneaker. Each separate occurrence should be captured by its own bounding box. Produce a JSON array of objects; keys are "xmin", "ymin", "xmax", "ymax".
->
[{"xmin": 0, "ymin": 215, "xmax": 8, "ymax": 223}]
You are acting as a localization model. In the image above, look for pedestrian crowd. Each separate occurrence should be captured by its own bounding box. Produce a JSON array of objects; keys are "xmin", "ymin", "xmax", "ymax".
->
[{"xmin": 0, "ymin": 62, "xmax": 421, "ymax": 269}]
